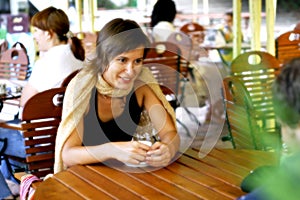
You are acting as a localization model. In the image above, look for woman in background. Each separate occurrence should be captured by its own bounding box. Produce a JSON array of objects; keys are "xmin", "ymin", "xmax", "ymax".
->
[
  {"xmin": 150, "ymin": 0, "xmax": 177, "ymax": 42},
  {"xmin": 20, "ymin": 6, "xmax": 85, "ymax": 106},
  {"xmin": 0, "ymin": 6, "xmax": 85, "ymax": 187}
]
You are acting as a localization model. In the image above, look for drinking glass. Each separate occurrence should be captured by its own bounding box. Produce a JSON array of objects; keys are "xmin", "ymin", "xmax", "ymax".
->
[{"xmin": 126, "ymin": 110, "xmax": 159, "ymax": 167}]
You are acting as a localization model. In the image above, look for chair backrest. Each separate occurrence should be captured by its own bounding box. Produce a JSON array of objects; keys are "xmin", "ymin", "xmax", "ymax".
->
[
  {"xmin": 222, "ymin": 76, "xmax": 260, "ymax": 150},
  {"xmin": 180, "ymin": 22, "xmax": 205, "ymax": 34},
  {"xmin": 60, "ymin": 69, "xmax": 80, "ymax": 87},
  {"xmin": 167, "ymin": 31, "xmax": 193, "ymax": 63},
  {"xmin": 229, "ymin": 51, "xmax": 281, "ymax": 150},
  {"xmin": 275, "ymin": 30, "xmax": 300, "ymax": 67},
  {"xmin": 143, "ymin": 42, "xmax": 182, "ymax": 99},
  {"xmin": 180, "ymin": 22, "xmax": 205, "ymax": 44},
  {"xmin": 0, "ymin": 42, "xmax": 30, "ymax": 80},
  {"xmin": 20, "ymin": 87, "xmax": 66, "ymax": 178}
]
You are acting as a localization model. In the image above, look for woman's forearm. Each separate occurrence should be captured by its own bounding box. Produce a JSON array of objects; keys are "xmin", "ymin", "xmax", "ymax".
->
[
  {"xmin": 160, "ymin": 130, "xmax": 180, "ymax": 158},
  {"xmin": 62, "ymin": 143, "xmax": 112, "ymax": 167}
]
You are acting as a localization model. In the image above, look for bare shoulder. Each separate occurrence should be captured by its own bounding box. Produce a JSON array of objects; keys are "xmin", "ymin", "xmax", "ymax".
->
[
  {"xmin": 135, "ymin": 81, "xmax": 154, "ymax": 96},
  {"xmin": 135, "ymin": 81, "xmax": 158, "ymax": 106}
]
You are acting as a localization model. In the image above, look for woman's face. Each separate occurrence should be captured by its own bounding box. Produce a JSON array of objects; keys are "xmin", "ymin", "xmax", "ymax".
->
[
  {"xmin": 102, "ymin": 47, "xmax": 144, "ymax": 90},
  {"xmin": 32, "ymin": 27, "xmax": 51, "ymax": 52}
]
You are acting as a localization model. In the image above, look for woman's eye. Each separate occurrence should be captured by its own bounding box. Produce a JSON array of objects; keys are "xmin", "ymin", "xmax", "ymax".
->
[
  {"xmin": 135, "ymin": 58, "xmax": 143, "ymax": 64},
  {"xmin": 118, "ymin": 58, "xmax": 127, "ymax": 63}
]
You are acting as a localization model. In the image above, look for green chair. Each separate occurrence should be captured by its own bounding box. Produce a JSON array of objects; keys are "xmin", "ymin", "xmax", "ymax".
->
[
  {"xmin": 222, "ymin": 51, "xmax": 281, "ymax": 151},
  {"xmin": 222, "ymin": 76, "xmax": 261, "ymax": 149}
]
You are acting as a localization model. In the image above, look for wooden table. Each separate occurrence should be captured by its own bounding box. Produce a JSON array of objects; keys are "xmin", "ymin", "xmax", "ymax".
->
[{"xmin": 34, "ymin": 148, "xmax": 278, "ymax": 200}]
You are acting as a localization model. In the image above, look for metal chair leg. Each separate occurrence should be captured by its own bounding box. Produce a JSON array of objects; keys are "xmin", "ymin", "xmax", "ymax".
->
[
  {"xmin": 176, "ymin": 118, "xmax": 192, "ymax": 138},
  {"xmin": 183, "ymin": 107, "xmax": 202, "ymax": 127}
]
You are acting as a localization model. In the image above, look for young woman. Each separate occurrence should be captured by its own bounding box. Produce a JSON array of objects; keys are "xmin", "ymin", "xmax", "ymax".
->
[
  {"xmin": 20, "ymin": 6, "xmax": 85, "ymax": 106},
  {"xmin": 54, "ymin": 18, "xmax": 180, "ymax": 172},
  {"xmin": 0, "ymin": 6, "xmax": 85, "ymax": 184}
]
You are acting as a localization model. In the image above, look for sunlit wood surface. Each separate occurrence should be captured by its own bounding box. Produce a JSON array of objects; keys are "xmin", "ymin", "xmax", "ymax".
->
[{"xmin": 34, "ymin": 148, "xmax": 278, "ymax": 200}]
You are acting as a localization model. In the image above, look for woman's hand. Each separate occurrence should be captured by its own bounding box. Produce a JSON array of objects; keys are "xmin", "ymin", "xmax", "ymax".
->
[
  {"xmin": 145, "ymin": 142, "xmax": 173, "ymax": 167},
  {"xmin": 111, "ymin": 141, "xmax": 151, "ymax": 165}
]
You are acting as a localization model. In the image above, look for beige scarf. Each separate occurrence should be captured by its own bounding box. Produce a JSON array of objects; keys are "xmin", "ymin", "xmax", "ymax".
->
[{"xmin": 54, "ymin": 66, "xmax": 176, "ymax": 173}]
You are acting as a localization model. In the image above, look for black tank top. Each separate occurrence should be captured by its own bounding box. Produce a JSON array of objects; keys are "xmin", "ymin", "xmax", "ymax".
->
[{"xmin": 83, "ymin": 88, "xmax": 142, "ymax": 146}]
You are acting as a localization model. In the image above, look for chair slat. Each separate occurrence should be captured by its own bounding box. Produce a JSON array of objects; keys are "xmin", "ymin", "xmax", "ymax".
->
[
  {"xmin": 26, "ymin": 153, "xmax": 54, "ymax": 163},
  {"xmin": 24, "ymin": 136, "xmax": 56, "ymax": 147},
  {"xmin": 23, "ymin": 127, "xmax": 58, "ymax": 138},
  {"xmin": 25, "ymin": 144, "xmax": 55, "ymax": 154}
]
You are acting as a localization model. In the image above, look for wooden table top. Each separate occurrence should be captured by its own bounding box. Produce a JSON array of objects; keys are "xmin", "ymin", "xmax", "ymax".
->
[{"xmin": 34, "ymin": 148, "xmax": 278, "ymax": 200}]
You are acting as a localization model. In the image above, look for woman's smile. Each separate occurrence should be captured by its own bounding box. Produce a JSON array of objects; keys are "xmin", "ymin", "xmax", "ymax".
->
[{"xmin": 103, "ymin": 47, "xmax": 144, "ymax": 90}]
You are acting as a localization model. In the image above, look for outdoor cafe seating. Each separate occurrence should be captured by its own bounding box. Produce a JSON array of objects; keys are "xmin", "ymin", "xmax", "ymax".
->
[
  {"xmin": 143, "ymin": 41, "xmax": 192, "ymax": 137},
  {"xmin": 0, "ymin": 68, "xmax": 79, "ymax": 181},
  {"xmin": 222, "ymin": 51, "xmax": 282, "ymax": 151},
  {"xmin": 0, "ymin": 1, "xmax": 293, "ymax": 198}
]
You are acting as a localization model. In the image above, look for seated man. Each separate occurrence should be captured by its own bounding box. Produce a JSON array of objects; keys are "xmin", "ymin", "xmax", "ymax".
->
[{"xmin": 238, "ymin": 57, "xmax": 300, "ymax": 199}]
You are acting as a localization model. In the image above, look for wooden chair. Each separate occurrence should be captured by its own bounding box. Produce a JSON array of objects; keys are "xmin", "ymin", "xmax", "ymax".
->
[
  {"xmin": 0, "ymin": 87, "xmax": 66, "ymax": 179},
  {"xmin": 0, "ymin": 42, "xmax": 30, "ymax": 81},
  {"xmin": 60, "ymin": 69, "xmax": 80, "ymax": 87},
  {"xmin": 167, "ymin": 31, "xmax": 193, "ymax": 74},
  {"xmin": 275, "ymin": 30, "xmax": 300, "ymax": 67},
  {"xmin": 223, "ymin": 51, "xmax": 282, "ymax": 151},
  {"xmin": 144, "ymin": 42, "xmax": 183, "ymax": 96},
  {"xmin": 0, "ymin": 42, "xmax": 30, "ymax": 117},
  {"xmin": 222, "ymin": 76, "xmax": 260, "ymax": 149},
  {"xmin": 167, "ymin": 31, "xmax": 207, "ymax": 107},
  {"xmin": 7, "ymin": 69, "xmax": 79, "ymax": 121},
  {"xmin": 144, "ymin": 42, "xmax": 195, "ymax": 137},
  {"xmin": 179, "ymin": 22, "xmax": 207, "ymax": 60},
  {"xmin": 180, "ymin": 22, "xmax": 205, "ymax": 40},
  {"xmin": 167, "ymin": 31, "xmax": 192, "ymax": 62},
  {"xmin": 167, "ymin": 31, "xmax": 196, "ymax": 83}
]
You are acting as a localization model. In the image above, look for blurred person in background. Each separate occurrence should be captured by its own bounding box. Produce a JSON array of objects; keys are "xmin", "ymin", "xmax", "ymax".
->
[
  {"xmin": 150, "ymin": 0, "xmax": 177, "ymax": 42},
  {"xmin": 216, "ymin": 11, "xmax": 234, "ymax": 67}
]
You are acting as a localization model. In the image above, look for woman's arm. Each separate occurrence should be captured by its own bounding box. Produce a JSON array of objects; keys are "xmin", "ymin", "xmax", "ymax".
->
[
  {"xmin": 20, "ymin": 83, "xmax": 38, "ymax": 107},
  {"xmin": 137, "ymin": 85, "xmax": 180, "ymax": 166},
  {"xmin": 61, "ymin": 118, "xmax": 151, "ymax": 168}
]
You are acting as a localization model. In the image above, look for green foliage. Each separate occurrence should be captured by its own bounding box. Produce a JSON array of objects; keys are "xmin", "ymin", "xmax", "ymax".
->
[
  {"xmin": 97, "ymin": 0, "xmax": 117, "ymax": 9},
  {"xmin": 277, "ymin": 0, "xmax": 300, "ymax": 11},
  {"xmin": 97, "ymin": 0, "xmax": 137, "ymax": 9}
]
